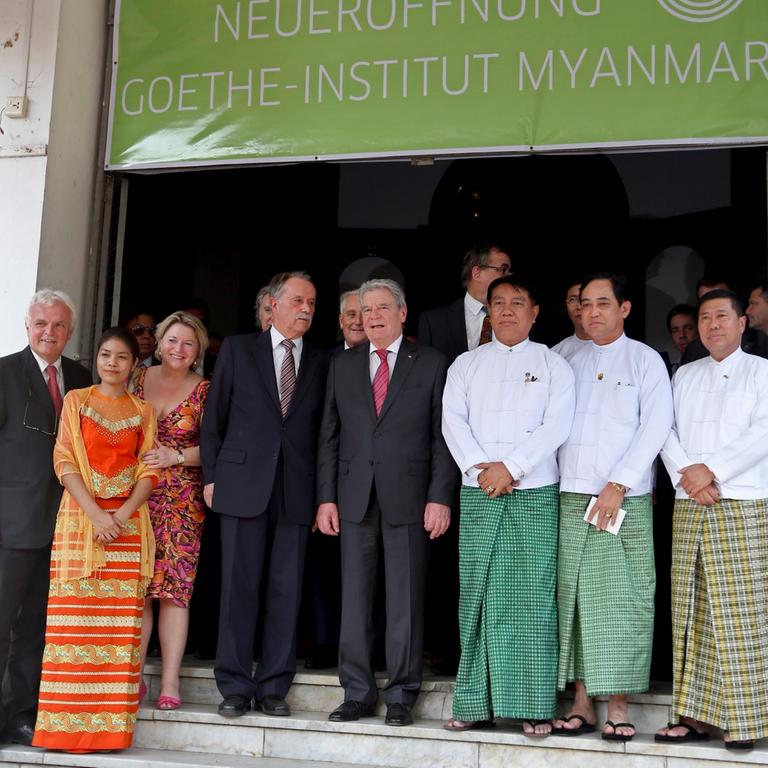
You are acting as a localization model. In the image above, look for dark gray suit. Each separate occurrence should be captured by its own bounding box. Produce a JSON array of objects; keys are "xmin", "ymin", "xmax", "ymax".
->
[
  {"xmin": 201, "ymin": 331, "xmax": 329, "ymax": 701},
  {"xmin": 0, "ymin": 347, "xmax": 91, "ymax": 733},
  {"xmin": 317, "ymin": 339, "xmax": 456, "ymax": 705}
]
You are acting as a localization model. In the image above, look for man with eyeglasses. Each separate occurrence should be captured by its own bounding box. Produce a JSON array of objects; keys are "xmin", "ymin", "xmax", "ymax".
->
[
  {"xmin": 124, "ymin": 311, "xmax": 158, "ymax": 368},
  {"xmin": 0, "ymin": 289, "xmax": 92, "ymax": 745},
  {"xmin": 418, "ymin": 243, "xmax": 512, "ymax": 364}
]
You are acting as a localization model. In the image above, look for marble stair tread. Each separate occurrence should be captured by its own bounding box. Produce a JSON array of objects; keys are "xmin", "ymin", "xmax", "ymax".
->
[
  {"xmin": 134, "ymin": 704, "xmax": 768, "ymax": 762},
  {"xmin": 0, "ymin": 744, "xmax": 370, "ymax": 768},
  {"xmin": 142, "ymin": 660, "xmax": 673, "ymax": 703}
]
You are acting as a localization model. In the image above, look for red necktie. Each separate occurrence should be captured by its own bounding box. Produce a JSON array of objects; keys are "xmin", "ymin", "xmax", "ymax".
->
[
  {"xmin": 372, "ymin": 349, "xmax": 389, "ymax": 417},
  {"xmin": 45, "ymin": 364, "xmax": 63, "ymax": 418},
  {"xmin": 279, "ymin": 339, "xmax": 296, "ymax": 417}
]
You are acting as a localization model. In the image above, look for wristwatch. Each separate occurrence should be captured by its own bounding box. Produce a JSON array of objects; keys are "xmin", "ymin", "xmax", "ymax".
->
[
  {"xmin": 176, "ymin": 450, "xmax": 185, "ymax": 466},
  {"xmin": 610, "ymin": 482, "xmax": 627, "ymax": 494}
]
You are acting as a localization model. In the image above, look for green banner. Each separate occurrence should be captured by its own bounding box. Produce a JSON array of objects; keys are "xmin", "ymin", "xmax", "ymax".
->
[{"xmin": 107, "ymin": 0, "xmax": 768, "ymax": 169}]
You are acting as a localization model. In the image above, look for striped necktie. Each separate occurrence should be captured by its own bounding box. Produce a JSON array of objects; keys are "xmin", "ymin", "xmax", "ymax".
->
[
  {"xmin": 279, "ymin": 339, "xmax": 296, "ymax": 417},
  {"xmin": 371, "ymin": 348, "xmax": 389, "ymax": 417}
]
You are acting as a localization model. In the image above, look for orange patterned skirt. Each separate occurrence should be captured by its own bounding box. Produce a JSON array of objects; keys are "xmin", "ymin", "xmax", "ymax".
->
[{"xmin": 32, "ymin": 501, "xmax": 147, "ymax": 753}]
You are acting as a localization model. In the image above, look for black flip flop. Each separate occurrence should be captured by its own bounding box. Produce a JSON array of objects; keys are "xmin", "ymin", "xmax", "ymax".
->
[
  {"xmin": 725, "ymin": 739, "xmax": 754, "ymax": 751},
  {"xmin": 602, "ymin": 720, "xmax": 635, "ymax": 742},
  {"xmin": 654, "ymin": 721, "xmax": 709, "ymax": 743},
  {"xmin": 551, "ymin": 714, "xmax": 596, "ymax": 736}
]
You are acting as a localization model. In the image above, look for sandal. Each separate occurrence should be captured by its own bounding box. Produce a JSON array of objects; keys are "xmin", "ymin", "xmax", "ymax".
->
[
  {"xmin": 724, "ymin": 739, "xmax": 754, "ymax": 751},
  {"xmin": 443, "ymin": 718, "xmax": 495, "ymax": 732},
  {"xmin": 551, "ymin": 713, "xmax": 596, "ymax": 736},
  {"xmin": 157, "ymin": 695, "xmax": 182, "ymax": 710},
  {"xmin": 654, "ymin": 721, "xmax": 709, "ymax": 743},
  {"xmin": 602, "ymin": 720, "xmax": 635, "ymax": 742}
]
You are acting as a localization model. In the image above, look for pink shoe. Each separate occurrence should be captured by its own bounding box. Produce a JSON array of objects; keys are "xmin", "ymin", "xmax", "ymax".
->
[
  {"xmin": 139, "ymin": 681, "xmax": 147, "ymax": 703},
  {"xmin": 157, "ymin": 695, "xmax": 182, "ymax": 710}
]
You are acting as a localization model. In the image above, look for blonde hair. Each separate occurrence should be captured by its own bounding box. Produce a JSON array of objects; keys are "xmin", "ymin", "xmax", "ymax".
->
[{"xmin": 154, "ymin": 311, "xmax": 209, "ymax": 368}]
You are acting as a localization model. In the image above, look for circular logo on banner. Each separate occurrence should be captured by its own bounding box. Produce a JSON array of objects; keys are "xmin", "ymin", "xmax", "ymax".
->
[{"xmin": 657, "ymin": 0, "xmax": 744, "ymax": 23}]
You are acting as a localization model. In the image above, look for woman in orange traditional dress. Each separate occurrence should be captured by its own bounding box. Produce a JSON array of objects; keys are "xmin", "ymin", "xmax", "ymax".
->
[
  {"xmin": 133, "ymin": 311, "xmax": 209, "ymax": 710},
  {"xmin": 32, "ymin": 327, "xmax": 159, "ymax": 753}
]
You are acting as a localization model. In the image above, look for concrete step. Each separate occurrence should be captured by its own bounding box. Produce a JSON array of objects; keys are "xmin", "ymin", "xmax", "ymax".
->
[
  {"xmin": 0, "ymin": 744, "xmax": 369, "ymax": 768},
  {"xmin": 130, "ymin": 703, "xmax": 768, "ymax": 768},
  {"xmin": 143, "ymin": 659, "xmax": 672, "ymax": 734}
]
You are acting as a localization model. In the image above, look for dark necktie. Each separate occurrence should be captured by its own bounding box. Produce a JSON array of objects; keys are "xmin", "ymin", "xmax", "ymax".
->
[
  {"xmin": 479, "ymin": 307, "xmax": 492, "ymax": 346},
  {"xmin": 45, "ymin": 364, "xmax": 63, "ymax": 418},
  {"xmin": 279, "ymin": 339, "xmax": 296, "ymax": 417},
  {"xmin": 372, "ymin": 349, "xmax": 389, "ymax": 417}
]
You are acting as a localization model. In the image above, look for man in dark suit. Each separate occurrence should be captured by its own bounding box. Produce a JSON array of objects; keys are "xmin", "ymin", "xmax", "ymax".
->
[
  {"xmin": 0, "ymin": 289, "xmax": 92, "ymax": 745},
  {"xmin": 316, "ymin": 279, "xmax": 456, "ymax": 726},
  {"xmin": 417, "ymin": 242, "xmax": 511, "ymax": 364},
  {"xmin": 201, "ymin": 271, "xmax": 329, "ymax": 718}
]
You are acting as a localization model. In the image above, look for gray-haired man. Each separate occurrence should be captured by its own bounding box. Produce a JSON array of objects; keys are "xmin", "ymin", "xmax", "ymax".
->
[
  {"xmin": 0, "ymin": 290, "xmax": 92, "ymax": 745},
  {"xmin": 316, "ymin": 279, "xmax": 457, "ymax": 726}
]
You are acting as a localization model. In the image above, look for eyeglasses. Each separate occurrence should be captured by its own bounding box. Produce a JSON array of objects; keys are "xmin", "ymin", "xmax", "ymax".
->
[
  {"xmin": 479, "ymin": 264, "xmax": 511, "ymax": 275},
  {"xmin": 130, "ymin": 324, "xmax": 156, "ymax": 336},
  {"xmin": 566, "ymin": 297, "xmax": 581, "ymax": 306},
  {"xmin": 22, "ymin": 390, "xmax": 58, "ymax": 436}
]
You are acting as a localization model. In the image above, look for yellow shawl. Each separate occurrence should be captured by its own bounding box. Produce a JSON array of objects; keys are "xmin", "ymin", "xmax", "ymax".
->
[{"xmin": 52, "ymin": 386, "xmax": 158, "ymax": 584}]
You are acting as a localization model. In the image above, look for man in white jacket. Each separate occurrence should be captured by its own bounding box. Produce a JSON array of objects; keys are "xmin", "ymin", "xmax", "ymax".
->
[{"xmin": 656, "ymin": 289, "xmax": 768, "ymax": 750}]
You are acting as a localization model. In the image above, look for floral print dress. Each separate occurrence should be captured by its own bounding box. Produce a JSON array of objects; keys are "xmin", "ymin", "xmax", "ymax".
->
[{"xmin": 133, "ymin": 367, "xmax": 209, "ymax": 607}]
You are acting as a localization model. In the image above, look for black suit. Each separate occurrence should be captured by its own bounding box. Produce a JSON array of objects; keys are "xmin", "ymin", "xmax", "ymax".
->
[
  {"xmin": 201, "ymin": 331, "xmax": 328, "ymax": 701},
  {"xmin": 0, "ymin": 347, "xmax": 91, "ymax": 733},
  {"xmin": 417, "ymin": 298, "xmax": 468, "ymax": 364},
  {"xmin": 317, "ymin": 340, "xmax": 456, "ymax": 705}
]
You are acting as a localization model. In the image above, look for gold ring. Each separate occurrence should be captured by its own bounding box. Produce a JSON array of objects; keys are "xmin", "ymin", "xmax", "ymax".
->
[{"xmin": 486, "ymin": 486, "xmax": 495, "ymax": 494}]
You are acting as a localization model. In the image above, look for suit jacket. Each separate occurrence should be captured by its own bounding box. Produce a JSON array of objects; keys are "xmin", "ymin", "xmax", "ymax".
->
[
  {"xmin": 417, "ymin": 298, "xmax": 468, "ymax": 365},
  {"xmin": 200, "ymin": 332, "xmax": 329, "ymax": 525},
  {"xmin": 0, "ymin": 347, "xmax": 92, "ymax": 549},
  {"xmin": 316, "ymin": 340, "xmax": 457, "ymax": 525}
]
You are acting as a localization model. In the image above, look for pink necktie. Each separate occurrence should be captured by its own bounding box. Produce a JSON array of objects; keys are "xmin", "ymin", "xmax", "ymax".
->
[
  {"xmin": 372, "ymin": 349, "xmax": 389, "ymax": 417},
  {"xmin": 279, "ymin": 339, "xmax": 296, "ymax": 417},
  {"xmin": 45, "ymin": 364, "xmax": 63, "ymax": 418}
]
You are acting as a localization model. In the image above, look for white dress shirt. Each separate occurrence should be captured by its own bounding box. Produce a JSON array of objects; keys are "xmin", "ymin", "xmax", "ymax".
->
[
  {"xmin": 442, "ymin": 338, "xmax": 576, "ymax": 490},
  {"xmin": 551, "ymin": 334, "xmax": 592, "ymax": 363},
  {"xmin": 661, "ymin": 347, "xmax": 768, "ymax": 500},
  {"xmin": 558, "ymin": 334, "xmax": 673, "ymax": 496},
  {"xmin": 464, "ymin": 292, "xmax": 487, "ymax": 351},
  {"xmin": 270, "ymin": 326, "xmax": 303, "ymax": 385},
  {"xmin": 369, "ymin": 335, "xmax": 403, "ymax": 382},
  {"xmin": 30, "ymin": 350, "xmax": 64, "ymax": 395}
]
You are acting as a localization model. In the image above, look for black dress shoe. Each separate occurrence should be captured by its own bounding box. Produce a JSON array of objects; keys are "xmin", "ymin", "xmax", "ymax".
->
[
  {"xmin": 255, "ymin": 695, "xmax": 290, "ymax": 716},
  {"xmin": 329, "ymin": 700, "xmax": 376, "ymax": 722},
  {"xmin": 2, "ymin": 722, "xmax": 35, "ymax": 745},
  {"xmin": 385, "ymin": 702, "xmax": 413, "ymax": 726},
  {"xmin": 218, "ymin": 694, "xmax": 251, "ymax": 717}
]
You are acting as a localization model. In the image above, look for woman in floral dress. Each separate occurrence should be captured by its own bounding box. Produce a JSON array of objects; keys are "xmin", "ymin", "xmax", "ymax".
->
[{"xmin": 134, "ymin": 311, "xmax": 209, "ymax": 709}]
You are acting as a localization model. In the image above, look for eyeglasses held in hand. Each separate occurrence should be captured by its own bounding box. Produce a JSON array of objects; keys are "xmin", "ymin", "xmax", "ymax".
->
[{"xmin": 22, "ymin": 390, "xmax": 58, "ymax": 437}]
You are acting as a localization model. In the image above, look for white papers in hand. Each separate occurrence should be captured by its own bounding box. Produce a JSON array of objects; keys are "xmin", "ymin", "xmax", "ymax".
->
[{"xmin": 583, "ymin": 496, "xmax": 626, "ymax": 536}]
